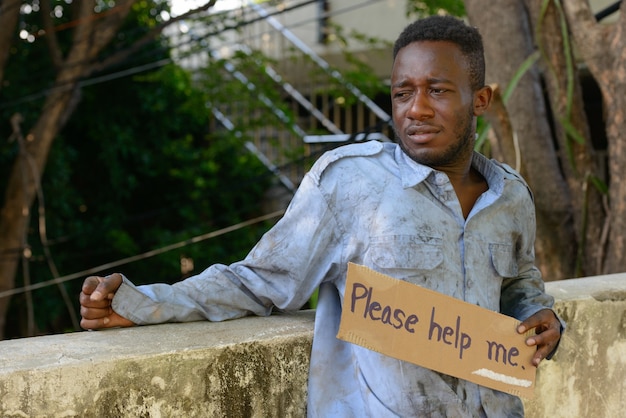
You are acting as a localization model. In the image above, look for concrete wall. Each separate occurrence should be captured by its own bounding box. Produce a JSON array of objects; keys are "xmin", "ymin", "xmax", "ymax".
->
[
  {"xmin": 525, "ymin": 273, "xmax": 626, "ymax": 417},
  {"xmin": 0, "ymin": 312, "xmax": 314, "ymax": 418},
  {"xmin": 1, "ymin": 274, "xmax": 624, "ymax": 417}
]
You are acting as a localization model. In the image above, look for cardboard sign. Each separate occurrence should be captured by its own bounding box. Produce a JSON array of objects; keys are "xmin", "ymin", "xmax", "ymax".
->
[{"xmin": 337, "ymin": 263, "xmax": 536, "ymax": 398}]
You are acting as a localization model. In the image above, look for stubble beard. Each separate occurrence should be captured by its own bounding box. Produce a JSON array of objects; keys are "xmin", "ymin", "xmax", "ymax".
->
[{"xmin": 395, "ymin": 106, "xmax": 476, "ymax": 168}]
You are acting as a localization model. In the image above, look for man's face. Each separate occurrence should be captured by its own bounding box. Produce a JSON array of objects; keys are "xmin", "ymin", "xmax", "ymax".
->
[{"xmin": 391, "ymin": 41, "xmax": 479, "ymax": 171}]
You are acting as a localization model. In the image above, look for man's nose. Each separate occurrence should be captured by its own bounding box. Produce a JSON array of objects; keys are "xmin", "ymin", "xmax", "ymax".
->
[{"xmin": 407, "ymin": 92, "xmax": 435, "ymax": 120}]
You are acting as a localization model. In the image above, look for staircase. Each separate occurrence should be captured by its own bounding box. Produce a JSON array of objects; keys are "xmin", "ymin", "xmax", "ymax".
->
[{"xmin": 169, "ymin": 1, "xmax": 394, "ymax": 201}]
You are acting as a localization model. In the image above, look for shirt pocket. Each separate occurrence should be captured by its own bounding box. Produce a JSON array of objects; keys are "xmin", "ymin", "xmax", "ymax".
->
[
  {"xmin": 489, "ymin": 243, "xmax": 519, "ymax": 278},
  {"xmin": 368, "ymin": 235, "xmax": 443, "ymax": 271}
]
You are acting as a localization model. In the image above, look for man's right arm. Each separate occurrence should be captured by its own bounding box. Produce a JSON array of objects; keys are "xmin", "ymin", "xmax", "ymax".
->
[
  {"xmin": 78, "ymin": 157, "xmax": 350, "ymax": 330},
  {"xmin": 79, "ymin": 273, "xmax": 135, "ymax": 329}
]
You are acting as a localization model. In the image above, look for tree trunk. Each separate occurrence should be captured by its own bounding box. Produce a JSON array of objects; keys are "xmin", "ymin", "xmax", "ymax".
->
[
  {"xmin": 562, "ymin": 1, "xmax": 626, "ymax": 274},
  {"xmin": 0, "ymin": 1, "xmax": 135, "ymax": 339},
  {"xmin": 0, "ymin": 88, "xmax": 77, "ymax": 338},
  {"xmin": 524, "ymin": 0, "xmax": 605, "ymax": 277},
  {"xmin": 0, "ymin": 0, "xmax": 21, "ymax": 89},
  {"xmin": 465, "ymin": 0, "xmax": 578, "ymax": 281}
]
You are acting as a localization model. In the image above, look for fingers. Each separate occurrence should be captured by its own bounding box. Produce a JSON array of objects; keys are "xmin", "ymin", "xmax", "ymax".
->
[
  {"xmin": 517, "ymin": 309, "xmax": 562, "ymax": 366},
  {"xmin": 79, "ymin": 289, "xmax": 110, "ymax": 309},
  {"xmin": 79, "ymin": 304, "xmax": 113, "ymax": 328},
  {"xmin": 80, "ymin": 317, "xmax": 108, "ymax": 330},
  {"xmin": 517, "ymin": 309, "xmax": 557, "ymax": 334},
  {"xmin": 79, "ymin": 300, "xmax": 114, "ymax": 330},
  {"xmin": 523, "ymin": 325, "xmax": 561, "ymax": 366},
  {"xmin": 81, "ymin": 276, "xmax": 101, "ymax": 295},
  {"xmin": 79, "ymin": 273, "xmax": 130, "ymax": 330},
  {"xmin": 80, "ymin": 309, "xmax": 134, "ymax": 330},
  {"xmin": 82, "ymin": 273, "xmax": 123, "ymax": 302}
]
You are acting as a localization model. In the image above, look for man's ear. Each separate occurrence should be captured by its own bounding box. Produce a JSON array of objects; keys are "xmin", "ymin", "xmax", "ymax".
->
[{"xmin": 473, "ymin": 85, "xmax": 493, "ymax": 116}]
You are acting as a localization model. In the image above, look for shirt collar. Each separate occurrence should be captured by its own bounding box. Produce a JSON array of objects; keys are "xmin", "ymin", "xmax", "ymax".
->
[
  {"xmin": 395, "ymin": 145, "xmax": 505, "ymax": 195},
  {"xmin": 395, "ymin": 146, "xmax": 433, "ymax": 188},
  {"xmin": 471, "ymin": 151, "xmax": 505, "ymax": 195}
]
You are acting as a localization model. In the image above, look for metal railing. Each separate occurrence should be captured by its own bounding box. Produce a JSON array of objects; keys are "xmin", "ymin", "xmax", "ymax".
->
[{"xmin": 170, "ymin": 0, "xmax": 393, "ymax": 189}]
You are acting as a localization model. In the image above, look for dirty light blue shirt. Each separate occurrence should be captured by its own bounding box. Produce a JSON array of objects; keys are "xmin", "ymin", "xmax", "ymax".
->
[{"xmin": 113, "ymin": 141, "xmax": 556, "ymax": 417}]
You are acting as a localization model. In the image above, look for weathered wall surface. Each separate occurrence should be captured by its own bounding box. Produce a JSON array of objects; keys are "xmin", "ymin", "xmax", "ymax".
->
[
  {"xmin": 524, "ymin": 274, "xmax": 626, "ymax": 417},
  {"xmin": 0, "ymin": 312, "xmax": 314, "ymax": 418},
  {"xmin": 0, "ymin": 274, "xmax": 624, "ymax": 417}
]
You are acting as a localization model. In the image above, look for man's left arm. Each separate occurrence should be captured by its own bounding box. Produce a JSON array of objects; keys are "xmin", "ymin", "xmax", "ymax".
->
[
  {"xmin": 500, "ymin": 250, "xmax": 565, "ymax": 367},
  {"xmin": 495, "ymin": 165, "xmax": 565, "ymax": 366}
]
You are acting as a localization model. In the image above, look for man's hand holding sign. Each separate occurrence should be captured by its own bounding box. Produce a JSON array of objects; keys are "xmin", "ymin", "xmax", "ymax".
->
[{"xmin": 337, "ymin": 263, "xmax": 557, "ymax": 399}]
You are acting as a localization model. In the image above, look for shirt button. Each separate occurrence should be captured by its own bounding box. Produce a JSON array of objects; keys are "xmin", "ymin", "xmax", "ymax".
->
[
  {"xmin": 467, "ymin": 279, "xmax": 473, "ymax": 288},
  {"xmin": 434, "ymin": 173, "xmax": 447, "ymax": 185}
]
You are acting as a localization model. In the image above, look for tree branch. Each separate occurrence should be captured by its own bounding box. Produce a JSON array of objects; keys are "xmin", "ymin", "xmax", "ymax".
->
[
  {"xmin": 87, "ymin": 0, "xmax": 136, "ymax": 58},
  {"xmin": 65, "ymin": 0, "xmax": 99, "ymax": 70},
  {"xmin": 562, "ymin": 0, "xmax": 613, "ymax": 67},
  {"xmin": 61, "ymin": 1, "xmax": 134, "ymax": 83},
  {"xmin": 0, "ymin": 0, "xmax": 22, "ymax": 89},
  {"xmin": 91, "ymin": 0, "xmax": 217, "ymax": 74},
  {"xmin": 40, "ymin": 0, "xmax": 64, "ymax": 69}
]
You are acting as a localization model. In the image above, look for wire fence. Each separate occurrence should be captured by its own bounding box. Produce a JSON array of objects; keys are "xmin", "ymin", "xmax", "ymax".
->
[{"xmin": 0, "ymin": 209, "xmax": 285, "ymax": 300}]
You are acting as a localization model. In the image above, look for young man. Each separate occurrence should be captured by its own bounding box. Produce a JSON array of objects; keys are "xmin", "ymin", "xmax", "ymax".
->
[{"xmin": 80, "ymin": 15, "xmax": 562, "ymax": 417}]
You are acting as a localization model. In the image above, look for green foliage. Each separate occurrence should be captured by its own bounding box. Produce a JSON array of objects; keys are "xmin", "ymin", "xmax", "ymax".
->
[
  {"xmin": 405, "ymin": 0, "xmax": 466, "ymax": 17},
  {"xmin": 200, "ymin": 48, "xmax": 304, "ymax": 139},
  {"xmin": 6, "ymin": 61, "xmax": 273, "ymax": 338},
  {"xmin": 322, "ymin": 24, "xmax": 391, "ymax": 104},
  {"xmin": 2, "ymin": 2, "xmax": 273, "ymax": 338},
  {"xmin": 44, "ymin": 61, "xmax": 271, "ymax": 281}
]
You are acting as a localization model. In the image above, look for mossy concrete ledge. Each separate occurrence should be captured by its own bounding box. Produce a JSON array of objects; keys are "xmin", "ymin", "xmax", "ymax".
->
[
  {"xmin": 0, "ymin": 311, "xmax": 315, "ymax": 418},
  {"xmin": 1, "ymin": 274, "xmax": 625, "ymax": 418},
  {"xmin": 524, "ymin": 273, "xmax": 626, "ymax": 418}
]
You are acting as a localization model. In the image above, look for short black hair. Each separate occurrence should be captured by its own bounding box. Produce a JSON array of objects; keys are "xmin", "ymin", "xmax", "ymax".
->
[{"xmin": 393, "ymin": 15, "xmax": 485, "ymax": 91}]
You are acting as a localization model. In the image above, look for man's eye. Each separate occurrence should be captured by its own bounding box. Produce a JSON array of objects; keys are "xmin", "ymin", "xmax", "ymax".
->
[{"xmin": 431, "ymin": 88, "xmax": 447, "ymax": 94}]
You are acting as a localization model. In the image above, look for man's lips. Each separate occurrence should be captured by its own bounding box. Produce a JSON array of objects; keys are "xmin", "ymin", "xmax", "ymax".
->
[
  {"xmin": 405, "ymin": 125, "xmax": 440, "ymax": 143},
  {"xmin": 406, "ymin": 125, "xmax": 439, "ymax": 135}
]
